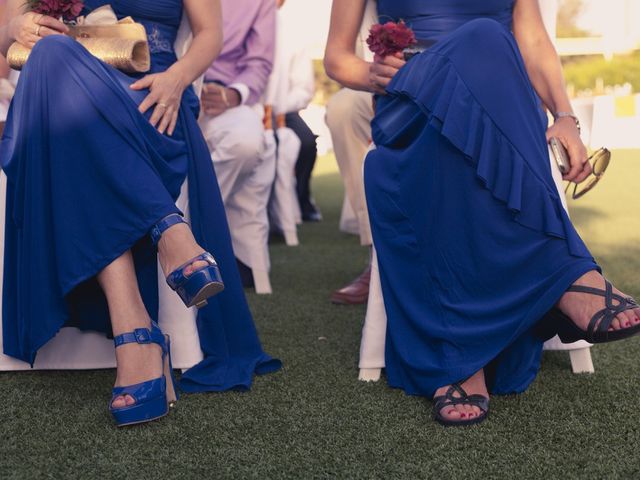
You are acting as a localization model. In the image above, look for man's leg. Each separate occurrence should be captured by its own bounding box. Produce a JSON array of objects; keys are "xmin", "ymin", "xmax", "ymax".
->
[
  {"xmin": 200, "ymin": 106, "xmax": 273, "ymax": 293},
  {"xmin": 326, "ymin": 88, "xmax": 375, "ymax": 304},
  {"xmin": 286, "ymin": 112, "xmax": 321, "ymax": 222}
]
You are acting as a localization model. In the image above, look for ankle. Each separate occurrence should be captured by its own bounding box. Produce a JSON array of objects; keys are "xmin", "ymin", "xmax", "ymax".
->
[{"xmin": 157, "ymin": 224, "xmax": 204, "ymax": 275}]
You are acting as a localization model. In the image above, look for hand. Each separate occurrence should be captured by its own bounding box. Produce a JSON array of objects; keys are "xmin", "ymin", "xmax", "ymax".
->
[
  {"xmin": 131, "ymin": 68, "xmax": 188, "ymax": 136},
  {"xmin": 10, "ymin": 12, "xmax": 69, "ymax": 48},
  {"xmin": 546, "ymin": 116, "xmax": 591, "ymax": 183},
  {"xmin": 369, "ymin": 52, "xmax": 406, "ymax": 94},
  {"xmin": 200, "ymin": 84, "xmax": 241, "ymax": 117}
]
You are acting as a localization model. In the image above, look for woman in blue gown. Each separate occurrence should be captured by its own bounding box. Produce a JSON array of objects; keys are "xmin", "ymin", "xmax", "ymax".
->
[
  {"xmin": 1, "ymin": 0, "xmax": 280, "ymax": 425},
  {"xmin": 325, "ymin": 0, "xmax": 640, "ymax": 426}
]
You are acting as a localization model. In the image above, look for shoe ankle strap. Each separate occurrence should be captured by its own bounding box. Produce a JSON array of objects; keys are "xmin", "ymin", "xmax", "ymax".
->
[
  {"xmin": 150, "ymin": 213, "xmax": 186, "ymax": 246},
  {"xmin": 114, "ymin": 324, "xmax": 165, "ymax": 348}
]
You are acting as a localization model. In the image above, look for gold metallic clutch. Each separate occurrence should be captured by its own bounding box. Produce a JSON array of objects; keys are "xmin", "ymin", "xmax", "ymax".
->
[{"xmin": 7, "ymin": 20, "xmax": 151, "ymax": 73}]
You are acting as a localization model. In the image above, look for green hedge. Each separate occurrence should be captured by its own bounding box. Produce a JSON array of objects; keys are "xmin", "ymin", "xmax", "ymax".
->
[{"xmin": 563, "ymin": 50, "xmax": 640, "ymax": 93}]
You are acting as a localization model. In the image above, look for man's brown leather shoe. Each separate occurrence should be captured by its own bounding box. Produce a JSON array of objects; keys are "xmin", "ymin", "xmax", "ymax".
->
[{"xmin": 331, "ymin": 266, "xmax": 371, "ymax": 305}]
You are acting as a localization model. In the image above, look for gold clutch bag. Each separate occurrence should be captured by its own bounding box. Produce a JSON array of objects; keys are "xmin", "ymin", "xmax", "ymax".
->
[{"xmin": 7, "ymin": 18, "xmax": 151, "ymax": 73}]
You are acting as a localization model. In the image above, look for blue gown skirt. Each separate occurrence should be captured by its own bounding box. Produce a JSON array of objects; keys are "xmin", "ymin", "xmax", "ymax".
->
[
  {"xmin": 1, "ymin": 35, "xmax": 281, "ymax": 392},
  {"xmin": 364, "ymin": 19, "xmax": 598, "ymax": 397}
]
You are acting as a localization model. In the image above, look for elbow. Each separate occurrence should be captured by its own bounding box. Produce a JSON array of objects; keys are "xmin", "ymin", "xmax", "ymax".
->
[{"xmin": 323, "ymin": 52, "xmax": 339, "ymax": 83}]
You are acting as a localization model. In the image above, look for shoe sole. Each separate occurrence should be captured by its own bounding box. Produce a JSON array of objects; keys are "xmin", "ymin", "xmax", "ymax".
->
[
  {"xmin": 434, "ymin": 412, "xmax": 488, "ymax": 427},
  {"xmin": 188, "ymin": 281, "xmax": 225, "ymax": 309}
]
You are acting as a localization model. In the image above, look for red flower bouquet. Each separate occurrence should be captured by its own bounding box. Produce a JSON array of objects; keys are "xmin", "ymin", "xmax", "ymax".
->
[
  {"xmin": 366, "ymin": 20, "xmax": 417, "ymax": 58},
  {"xmin": 26, "ymin": 0, "xmax": 84, "ymax": 22}
]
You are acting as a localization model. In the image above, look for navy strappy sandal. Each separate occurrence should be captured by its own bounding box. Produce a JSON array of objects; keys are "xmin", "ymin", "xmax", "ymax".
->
[
  {"xmin": 549, "ymin": 280, "xmax": 640, "ymax": 344},
  {"xmin": 432, "ymin": 383, "xmax": 489, "ymax": 427},
  {"xmin": 151, "ymin": 214, "xmax": 224, "ymax": 309}
]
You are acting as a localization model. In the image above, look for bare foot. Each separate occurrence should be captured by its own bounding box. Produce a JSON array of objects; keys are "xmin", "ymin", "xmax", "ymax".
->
[
  {"xmin": 111, "ymin": 320, "xmax": 164, "ymax": 409},
  {"xmin": 157, "ymin": 223, "xmax": 208, "ymax": 278},
  {"xmin": 433, "ymin": 369, "xmax": 488, "ymax": 422},
  {"xmin": 557, "ymin": 271, "xmax": 640, "ymax": 332}
]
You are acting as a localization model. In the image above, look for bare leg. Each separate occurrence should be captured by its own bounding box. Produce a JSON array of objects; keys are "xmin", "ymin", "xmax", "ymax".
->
[{"xmin": 96, "ymin": 250, "xmax": 163, "ymax": 409}]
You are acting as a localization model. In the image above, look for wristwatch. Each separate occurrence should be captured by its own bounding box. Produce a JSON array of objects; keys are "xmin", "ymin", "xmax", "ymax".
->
[{"xmin": 553, "ymin": 111, "xmax": 581, "ymax": 134}]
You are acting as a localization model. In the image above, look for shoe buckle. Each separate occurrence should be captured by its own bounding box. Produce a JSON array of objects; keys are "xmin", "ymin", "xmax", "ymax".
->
[{"xmin": 134, "ymin": 328, "xmax": 151, "ymax": 344}]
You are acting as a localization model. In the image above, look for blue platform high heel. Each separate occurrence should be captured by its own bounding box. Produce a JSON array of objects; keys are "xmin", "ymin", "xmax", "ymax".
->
[
  {"xmin": 110, "ymin": 322, "xmax": 179, "ymax": 427},
  {"xmin": 151, "ymin": 213, "xmax": 225, "ymax": 309}
]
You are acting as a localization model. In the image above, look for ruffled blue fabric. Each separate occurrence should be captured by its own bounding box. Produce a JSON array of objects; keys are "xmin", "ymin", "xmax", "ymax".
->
[
  {"xmin": 364, "ymin": 17, "xmax": 598, "ymax": 396},
  {"xmin": 373, "ymin": 43, "xmax": 590, "ymax": 258}
]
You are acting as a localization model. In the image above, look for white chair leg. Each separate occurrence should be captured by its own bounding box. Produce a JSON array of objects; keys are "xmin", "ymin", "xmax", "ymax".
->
[
  {"xmin": 252, "ymin": 269, "xmax": 272, "ymax": 295},
  {"xmin": 358, "ymin": 368, "xmax": 382, "ymax": 382},
  {"xmin": 283, "ymin": 229, "xmax": 299, "ymax": 247},
  {"xmin": 569, "ymin": 347, "xmax": 595, "ymax": 374}
]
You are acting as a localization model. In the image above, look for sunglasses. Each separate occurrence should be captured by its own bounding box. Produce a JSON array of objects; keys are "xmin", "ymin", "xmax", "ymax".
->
[{"xmin": 565, "ymin": 148, "xmax": 611, "ymax": 200}]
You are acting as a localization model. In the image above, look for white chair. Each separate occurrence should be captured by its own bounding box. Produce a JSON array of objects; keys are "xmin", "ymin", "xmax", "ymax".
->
[{"xmin": 269, "ymin": 123, "xmax": 301, "ymax": 247}]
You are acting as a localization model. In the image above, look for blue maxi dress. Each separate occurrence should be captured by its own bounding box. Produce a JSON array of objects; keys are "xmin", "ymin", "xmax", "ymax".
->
[
  {"xmin": 0, "ymin": 0, "xmax": 281, "ymax": 392},
  {"xmin": 366, "ymin": 0, "xmax": 599, "ymax": 396}
]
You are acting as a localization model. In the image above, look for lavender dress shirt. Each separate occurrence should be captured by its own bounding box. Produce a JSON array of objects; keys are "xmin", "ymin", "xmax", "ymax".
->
[{"xmin": 205, "ymin": 0, "xmax": 276, "ymax": 105}]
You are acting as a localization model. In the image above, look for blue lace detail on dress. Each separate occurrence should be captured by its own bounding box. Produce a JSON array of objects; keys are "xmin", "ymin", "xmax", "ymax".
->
[{"xmin": 146, "ymin": 23, "xmax": 174, "ymax": 54}]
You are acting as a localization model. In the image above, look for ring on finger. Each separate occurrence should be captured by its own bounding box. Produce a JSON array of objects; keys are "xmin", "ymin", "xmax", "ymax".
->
[
  {"xmin": 157, "ymin": 102, "xmax": 168, "ymax": 109},
  {"xmin": 35, "ymin": 25, "xmax": 42, "ymax": 36}
]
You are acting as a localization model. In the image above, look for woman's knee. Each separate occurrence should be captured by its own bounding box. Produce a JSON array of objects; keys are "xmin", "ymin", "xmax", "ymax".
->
[
  {"xmin": 457, "ymin": 18, "xmax": 510, "ymax": 46},
  {"xmin": 29, "ymin": 35, "xmax": 78, "ymax": 64}
]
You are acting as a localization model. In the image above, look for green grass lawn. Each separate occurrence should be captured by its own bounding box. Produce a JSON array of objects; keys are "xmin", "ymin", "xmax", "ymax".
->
[{"xmin": 1, "ymin": 150, "xmax": 639, "ymax": 479}]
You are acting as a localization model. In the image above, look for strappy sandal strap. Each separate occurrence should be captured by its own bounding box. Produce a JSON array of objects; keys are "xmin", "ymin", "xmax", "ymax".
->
[
  {"xmin": 113, "ymin": 323, "xmax": 165, "ymax": 350},
  {"xmin": 568, "ymin": 280, "xmax": 639, "ymax": 340},
  {"xmin": 166, "ymin": 252, "xmax": 218, "ymax": 289},
  {"xmin": 433, "ymin": 383, "xmax": 489, "ymax": 414},
  {"xmin": 150, "ymin": 213, "xmax": 187, "ymax": 246}
]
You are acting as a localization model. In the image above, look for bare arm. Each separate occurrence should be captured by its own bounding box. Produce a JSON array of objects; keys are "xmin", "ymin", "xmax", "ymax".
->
[
  {"xmin": 325, "ymin": 0, "xmax": 406, "ymax": 94},
  {"xmin": 132, "ymin": 0, "xmax": 223, "ymax": 135},
  {"xmin": 513, "ymin": 0, "xmax": 590, "ymax": 182},
  {"xmin": 324, "ymin": 0, "xmax": 370, "ymax": 90},
  {"xmin": 168, "ymin": 0, "xmax": 223, "ymax": 87}
]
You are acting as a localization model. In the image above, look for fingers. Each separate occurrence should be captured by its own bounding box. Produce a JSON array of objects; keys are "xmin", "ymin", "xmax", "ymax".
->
[
  {"xmin": 201, "ymin": 84, "xmax": 223, "ymax": 103},
  {"xmin": 130, "ymin": 75, "xmax": 155, "ymax": 91},
  {"xmin": 37, "ymin": 15, "xmax": 69, "ymax": 34},
  {"xmin": 375, "ymin": 53, "xmax": 406, "ymax": 69},
  {"xmin": 371, "ymin": 62, "xmax": 399, "ymax": 80},
  {"xmin": 156, "ymin": 105, "xmax": 174, "ymax": 134},
  {"xmin": 20, "ymin": 33, "xmax": 41, "ymax": 49},
  {"xmin": 149, "ymin": 103, "xmax": 168, "ymax": 128},
  {"xmin": 167, "ymin": 110, "xmax": 179, "ymax": 136},
  {"xmin": 37, "ymin": 26, "xmax": 65, "ymax": 38},
  {"xmin": 563, "ymin": 138, "xmax": 588, "ymax": 182}
]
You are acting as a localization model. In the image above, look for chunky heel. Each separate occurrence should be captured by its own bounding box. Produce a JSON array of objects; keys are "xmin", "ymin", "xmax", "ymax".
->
[
  {"xmin": 164, "ymin": 335, "xmax": 179, "ymax": 407},
  {"xmin": 151, "ymin": 214, "xmax": 225, "ymax": 308},
  {"xmin": 110, "ymin": 323, "xmax": 178, "ymax": 427}
]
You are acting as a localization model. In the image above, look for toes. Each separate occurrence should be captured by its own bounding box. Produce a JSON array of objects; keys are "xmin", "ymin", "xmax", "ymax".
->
[
  {"xmin": 610, "ymin": 316, "xmax": 624, "ymax": 331},
  {"xmin": 454, "ymin": 404, "xmax": 467, "ymax": 418},
  {"xmin": 467, "ymin": 405, "xmax": 481, "ymax": 419},
  {"xmin": 183, "ymin": 260, "xmax": 208, "ymax": 277},
  {"xmin": 111, "ymin": 394, "xmax": 136, "ymax": 409},
  {"xmin": 440, "ymin": 408, "xmax": 462, "ymax": 420}
]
